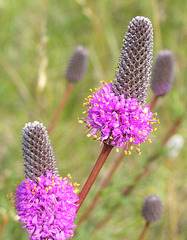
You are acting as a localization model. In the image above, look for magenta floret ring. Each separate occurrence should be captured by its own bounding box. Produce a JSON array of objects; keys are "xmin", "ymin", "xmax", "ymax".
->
[
  {"xmin": 79, "ymin": 82, "xmax": 158, "ymax": 154},
  {"xmin": 12, "ymin": 171, "xmax": 79, "ymax": 240}
]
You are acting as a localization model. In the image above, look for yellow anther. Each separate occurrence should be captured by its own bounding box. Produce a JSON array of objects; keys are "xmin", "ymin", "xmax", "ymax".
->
[
  {"xmin": 110, "ymin": 136, "xmax": 113, "ymax": 140},
  {"xmin": 138, "ymin": 130, "xmax": 141, "ymax": 134},
  {"xmin": 143, "ymin": 130, "xmax": 146, "ymax": 132},
  {"xmin": 73, "ymin": 188, "xmax": 79, "ymax": 194},
  {"xmin": 136, "ymin": 148, "xmax": 140, "ymax": 152},
  {"xmin": 116, "ymin": 148, "xmax": 119, "ymax": 152},
  {"xmin": 87, "ymin": 133, "xmax": 91, "ymax": 137},
  {"xmin": 93, "ymin": 135, "xmax": 97, "ymax": 138},
  {"xmin": 45, "ymin": 187, "xmax": 48, "ymax": 192},
  {"xmin": 128, "ymin": 151, "xmax": 132, "ymax": 155},
  {"xmin": 124, "ymin": 150, "xmax": 128, "ymax": 155},
  {"xmin": 151, "ymin": 129, "xmax": 153, "ymax": 132},
  {"xmin": 130, "ymin": 145, "xmax": 134, "ymax": 150},
  {"xmin": 74, "ymin": 182, "xmax": 80, "ymax": 187},
  {"xmin": 138, "ymin": 104, "xmax": 140, "ymax": 107},
  {"xmin": 82, "ymin": 111, "xmax": 86, "ymax": 114},
  {"xmin": 130, "ymin": 137, "xmax": 133, "ymax": 142},
  {"xmin": 154, "ymin": 128, "xmax": 157, "ymax": 131},
  {"xmin": 67, "ymin": 173, "xmax": 72, "ymax": 179},
  {"xmin": 78, "ymin": 120, "xmax": 83, "ymax": 124},
  {"xmin": 24, "ymin": 181, "xmax": 29, "ymax": 184},
  {"xmin": 148, "ymin": 139, "xmax": 152, "ymax": 143},
  {"xmin": 26, "ymin": 187, "xmax": 30, "ymax": 190},
  {"xmin": 157, "ymin": 119, "xmax": 160, "ymax": 124},
  {"xmin": 90, "ymin": 88, "xmax": 92, "ymax": 92},
  {"xmin": 49, "ymin": 186, "xmax": 52, "ymax": 190},
  {"xmin": 155, "ymin": 112, "xmax": 157, "ymax": 116},
  {"xmin": 138, "ymin": 152, "xmax": 142, "ymax": 155}
]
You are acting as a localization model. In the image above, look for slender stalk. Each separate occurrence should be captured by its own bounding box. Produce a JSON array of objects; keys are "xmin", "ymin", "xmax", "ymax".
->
[
  {"xmin": 138, "ymin": 222, "xmax": 150, "ymax": 240},
  {"xmin": 77, "ymin": 143, "xmax": 113, "ymax": 212},
  {"xmin": 47, "ymin": 83, "xmax": 74, "ymax": 134},
  {"xmin": 78, "ymin": 150, "xmax": 125, "ymax": 226},
  {"xmin": 149, "ymin": 95, "xmax": 159, "ymax": 111}
]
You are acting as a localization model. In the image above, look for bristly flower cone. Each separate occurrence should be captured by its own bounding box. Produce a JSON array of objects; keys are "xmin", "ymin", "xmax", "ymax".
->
[
  {"xmin": 65, "ymin": 46, "xmax": 89, "ymax": 83},
  {"xmin": 142, "ymin": 195, "xmax": 163, "ymax": 223},
  {"xmin": 22, "ymin": 121, "xmax": 58, "ymax": 180},
  {"xmin": 151, "ymin": 50, "xmax": 174, "ymax": 96},
  {"xmin": 112, "ymin": 16, "xmax": 153, "ymax": 106}
]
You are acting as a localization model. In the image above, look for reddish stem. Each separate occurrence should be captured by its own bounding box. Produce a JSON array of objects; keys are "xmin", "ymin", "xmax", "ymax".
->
[
  {"xmin": 77, "ymin": 143, "xmax": 113, "ymax": 213},
  {"xmin": 78, "ymin": 150, "xmax": 124, "ymax": 226},
  {"xmin": 138, "ymin": 222, "xmax": 150, "ymax": 240},
  {"xmin": 47, "ymin": 83, "xmax": 74, "ymax": 134},
  {"xmin": 150, "ymin": 95, "xmax": 159, "ymax": 111}
]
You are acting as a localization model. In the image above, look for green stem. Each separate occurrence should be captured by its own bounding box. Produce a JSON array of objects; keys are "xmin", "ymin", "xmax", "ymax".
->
[{"xmin": 77, "ymin": 143, "xmax": 113, "ymax": 212}]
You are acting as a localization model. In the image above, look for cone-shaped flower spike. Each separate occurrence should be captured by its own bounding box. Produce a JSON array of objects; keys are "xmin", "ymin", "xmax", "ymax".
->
[
  {"xmin": 65, "ymin": 46, "xmax": 89, "ymax": 83},
  {"xmin": 12, "ymin": 121, "xmax": 79, "ymax": 240},
  {"xmin": 151, "ymin": 50, "xmax": 174, "ymax": 96},
  {"xmin": 80, "ymin": 16, "xmax": 158, "ymax": 154},
  {"xmin": 142, "ymin": 194, "xmax": 163, "ymax": 222}
]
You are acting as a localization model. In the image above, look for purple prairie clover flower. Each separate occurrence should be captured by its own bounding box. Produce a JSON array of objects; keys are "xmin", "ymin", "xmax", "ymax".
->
[
  {"xmin": 13, "ymin": 171, "xmax": 79, "ymax": 240},
  {"xmin": 79, "ymin": 82, "xmax": 158, "ymax": 154}
]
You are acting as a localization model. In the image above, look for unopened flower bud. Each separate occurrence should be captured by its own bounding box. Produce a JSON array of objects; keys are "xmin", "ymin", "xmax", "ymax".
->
[
  {"xmin": 112, "ymin": 16, "xmax": 153, "ymax": 105},
  {"xmin": 22, "ymin": 121, "xmax": 58, "ymax": 180},
  {"xmin": 142, "ymin": 195, "xmax": 163, "ymax": 222},
  {"xmin": 151, "ymin": 50, "xmax": 174, "ymax": 96},
  {"xmin": 65, "ymin": 46, "xmax": 89, "ymax": 83}
]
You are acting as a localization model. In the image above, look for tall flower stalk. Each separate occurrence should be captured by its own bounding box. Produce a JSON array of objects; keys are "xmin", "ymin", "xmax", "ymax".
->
[
  {"xmin": 47, "ymin": 46, "xmax": 89, "ymax": 134},
  {"xmin": 11, "ymin": 121, "xmax": 79, "ymax": 240},
  {"xmin": 78, "ymin": 16, "xmax": 157, "ymax": 213}
]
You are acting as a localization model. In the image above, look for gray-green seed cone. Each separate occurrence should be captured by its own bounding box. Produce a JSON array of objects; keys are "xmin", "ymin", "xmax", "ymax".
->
[
  {"xmin": 142, "ymin": 195, "xmax": 163, "ymax": 223},
  {"xmin": 151, "ymin": 50, "xmax": 174, "ymax": 96},
  {"xmin": 112, "ymin": 16, "xmax": 153, "ymax": 106},
  {"xmin": 65, "ymin": 46, "xmax": 89, "ymax": 83},
  {"xmin": 22, "ymin": 121, "xmax": 58, "ymax": 180}
]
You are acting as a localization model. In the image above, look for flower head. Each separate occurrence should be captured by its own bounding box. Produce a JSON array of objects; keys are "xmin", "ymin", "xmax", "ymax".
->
[
  {"xmin": 80, "ymin": 82, "xmax": 157, "ymax": 154},
  {"xmin": 13, "ymin": 171, "xmax": 79, "ymax": 240},
  {"xmin": 112, "ymin": 16, "xmax": 153, "ymax": 106},
  {"xmin": 142, "ymin": 195, "xmax": 163, "ymax": 223},
  {"xmin": 22, "ymin": 121, "xmax": 58, "ymax": 180},
  {"xmin": 151, "ymin": 50, "xmax": 174, "ymax": 96},
  {"xmin": 65, "ymin": 46, "xmax": 89, "ymax": 83}
]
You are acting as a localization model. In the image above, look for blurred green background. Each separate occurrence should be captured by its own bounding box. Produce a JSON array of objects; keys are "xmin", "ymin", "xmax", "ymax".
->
[{"xmin": 0, "ymin": 0, "xmax": 186, "ymax": 239}]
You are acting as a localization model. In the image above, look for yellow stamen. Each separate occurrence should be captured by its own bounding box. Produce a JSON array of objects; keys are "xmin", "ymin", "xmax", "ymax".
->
[
  {"xmin": 38, "ymin": 177, "xmax": 41, "ymax": 182},
  {"xmin": 67, "ymin": 173, "xmax": 72, "ymax": 179}
]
